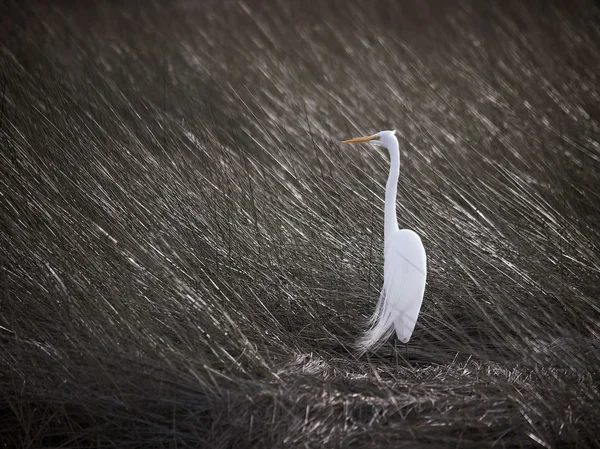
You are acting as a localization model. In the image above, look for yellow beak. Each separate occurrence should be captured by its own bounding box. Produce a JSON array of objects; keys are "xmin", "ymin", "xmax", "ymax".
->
[{"xmin": 342, "ymin": 135, "xmax": 379, "ymax": 143}]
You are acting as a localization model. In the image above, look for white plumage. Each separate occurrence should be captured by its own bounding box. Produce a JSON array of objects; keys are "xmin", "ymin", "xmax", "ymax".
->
[
  {"xmin": 359, "ymin": 229, "xmax": 426, "ymax": 352},
  {"xmin": 342, "ymin": 130, "xmax": 427, "ymax": 354}
]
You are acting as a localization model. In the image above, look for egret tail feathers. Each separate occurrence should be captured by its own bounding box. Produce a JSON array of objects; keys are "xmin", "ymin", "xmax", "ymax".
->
[
  {"xmin": 356, "ymin": 260, "xmax": 428, "ymax": 355},
  {"xmin": 356, "ymin": 268, "xmax": 410, "ymax": 354}
]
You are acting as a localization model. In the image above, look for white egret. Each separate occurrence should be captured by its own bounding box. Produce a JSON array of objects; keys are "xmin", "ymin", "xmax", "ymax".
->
[{"xmin": 342, "ymin": 130, "xmax": 427, "ymax": 355}]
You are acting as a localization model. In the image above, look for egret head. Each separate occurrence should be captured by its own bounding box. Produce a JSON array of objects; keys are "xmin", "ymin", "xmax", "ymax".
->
[{"xmin": 342, "ymin": 130, "xmax": 398, "ymax": 148}]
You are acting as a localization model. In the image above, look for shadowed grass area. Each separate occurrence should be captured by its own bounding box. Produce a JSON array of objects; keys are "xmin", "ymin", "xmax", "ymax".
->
[{"xmin": 1, "ymin": 0, "xmax": 599, "ymax": 447}]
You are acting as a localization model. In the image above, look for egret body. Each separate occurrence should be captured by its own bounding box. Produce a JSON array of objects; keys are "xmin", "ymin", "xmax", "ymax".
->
[{"xmin": 342, "ymin": 130, "xmax": 427, "ymax": 354}]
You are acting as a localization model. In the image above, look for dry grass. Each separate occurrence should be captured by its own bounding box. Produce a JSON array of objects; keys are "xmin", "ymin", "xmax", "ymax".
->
[{"xmin": 1, "ymin": 0, "xmax": 599, "ymax": 447}]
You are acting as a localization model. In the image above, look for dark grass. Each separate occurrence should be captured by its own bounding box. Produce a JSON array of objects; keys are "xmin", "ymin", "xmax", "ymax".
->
[{"xmin": 1, "ymin": 0, "xmax": 600, "ymax": 447}]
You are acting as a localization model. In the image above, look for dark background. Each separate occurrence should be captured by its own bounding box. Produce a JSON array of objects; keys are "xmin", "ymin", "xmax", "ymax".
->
[{"xmin": 1, "ymin": 0, "xmax": 599, "ymax": 447}]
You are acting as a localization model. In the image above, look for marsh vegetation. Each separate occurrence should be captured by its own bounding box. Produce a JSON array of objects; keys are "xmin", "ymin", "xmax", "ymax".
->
[{"xmin": 1, "ymin": 0, "xmax": 599, "ymax": 447}]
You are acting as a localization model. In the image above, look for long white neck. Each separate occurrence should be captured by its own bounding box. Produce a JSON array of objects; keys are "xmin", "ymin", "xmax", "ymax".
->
[{"xmin": 384, "ymin": 137, "xmax": 400, "ymax": 247}]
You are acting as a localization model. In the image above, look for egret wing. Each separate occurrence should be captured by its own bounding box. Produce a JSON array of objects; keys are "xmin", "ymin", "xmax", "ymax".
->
[{"xmin": 357, "ymin": 230, "xmax": 427, "ymax": 353}]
